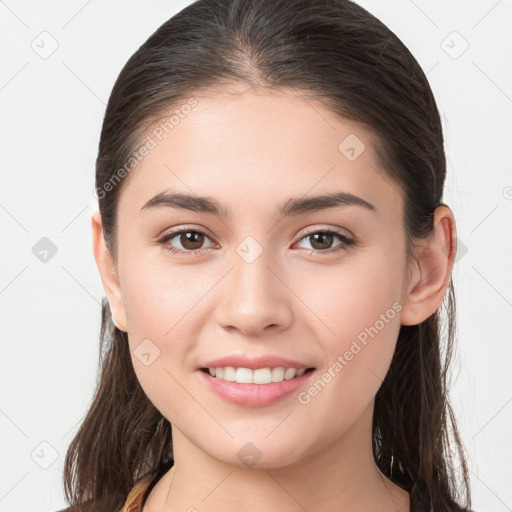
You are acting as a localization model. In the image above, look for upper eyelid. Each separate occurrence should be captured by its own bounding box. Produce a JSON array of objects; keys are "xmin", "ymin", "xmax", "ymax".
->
[
  {"xmin": 299, "ymin": 225, "xmax": 353, "ymax": 238},
  {"xmin": 161, "ymin": 225, "xmax": 216, "ymax": 243}
]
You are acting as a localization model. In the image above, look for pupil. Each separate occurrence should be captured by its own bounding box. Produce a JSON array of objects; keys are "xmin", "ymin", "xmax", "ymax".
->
[
  {"xmin": 312, "ymin": 233, "xmax": 332, "ymax": 250},
  {"xmin": 182, "ymin": 231, "xmax": 204, "ymax": 249}
]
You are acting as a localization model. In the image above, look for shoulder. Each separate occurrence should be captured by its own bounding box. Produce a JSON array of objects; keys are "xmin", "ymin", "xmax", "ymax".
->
[
  {"xmin": 121, "ymin": 474, "xmax": 154, "ymax": 511},
  {"xmin": 55, "ymin": 473, "xmax": 155, "ymax": 512},
  {"xmin": 56, "ymin": 459, "xmax": 173, "ymax": 512},
  {"xmin": 54, "ymin": 492, "xmax": 131, "ymax": 512},
  {"xmin": 55, "ymin": 503, "xmax": 98, "ymax": 512}
]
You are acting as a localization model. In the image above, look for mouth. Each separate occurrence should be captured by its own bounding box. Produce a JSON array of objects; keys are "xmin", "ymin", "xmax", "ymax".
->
[{"xmin": 197, "ymin": 366, "xmax": 316, "ymax": 407}]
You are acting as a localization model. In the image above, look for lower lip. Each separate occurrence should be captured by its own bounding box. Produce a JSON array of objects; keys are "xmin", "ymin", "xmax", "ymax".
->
[{"xmin": 197, "ymin": 369, "xmax": 315, "ymax": 407}]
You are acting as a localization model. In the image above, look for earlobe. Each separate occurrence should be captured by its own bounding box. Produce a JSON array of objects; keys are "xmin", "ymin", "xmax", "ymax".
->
[
  {"xmin": 91, "ymin": 211, "xmax": 128, "ymax": 332},
  {"xmin": 400, "ymin": 206, "xmax": 456, "ymax": 326}
]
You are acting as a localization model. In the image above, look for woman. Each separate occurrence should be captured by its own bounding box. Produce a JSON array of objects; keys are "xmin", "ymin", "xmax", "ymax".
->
[{"xmin": 61, "ymin": 0, "xmax": 473, "ymax": 510}]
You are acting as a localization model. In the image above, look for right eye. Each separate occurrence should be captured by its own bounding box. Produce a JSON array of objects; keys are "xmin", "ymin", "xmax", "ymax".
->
[{"xmin": 158, "ymin": 227, "xmax": 217, "ymax": 256}]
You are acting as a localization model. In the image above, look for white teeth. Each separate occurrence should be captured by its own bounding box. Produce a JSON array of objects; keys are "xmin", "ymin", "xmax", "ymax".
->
[
  {"xmin": 207, "ymin": 366, "xmax": 308, "ymax": 384},
  {"xmin": 271, "ymin": 367, "xmax": 284, "ymax": 382}
]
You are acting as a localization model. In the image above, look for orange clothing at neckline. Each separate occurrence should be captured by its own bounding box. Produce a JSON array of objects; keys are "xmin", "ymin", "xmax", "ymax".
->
[{"xmin": 120, "ymin": 473, "xmax": 155, "ymax": 512}]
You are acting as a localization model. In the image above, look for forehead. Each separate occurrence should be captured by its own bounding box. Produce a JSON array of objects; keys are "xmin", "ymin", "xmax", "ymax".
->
[{"xmin": 117, "ymin": 87, "xmax": 403, "ymax": 221}]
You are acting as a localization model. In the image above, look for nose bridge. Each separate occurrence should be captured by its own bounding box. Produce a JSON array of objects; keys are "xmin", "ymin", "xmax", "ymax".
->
[{"xmin": 215, "ymin": 240, "xmax": 292, "ymax": 334}]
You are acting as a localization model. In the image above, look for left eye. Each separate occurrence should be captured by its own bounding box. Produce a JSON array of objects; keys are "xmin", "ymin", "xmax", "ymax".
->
[
  {"xmin": 158, "ymin": 228, "xmax": 355, "ymax": 256},
  {"xmin": 295, "ymin": 230, "xmax": 356, "ymax": 253}
]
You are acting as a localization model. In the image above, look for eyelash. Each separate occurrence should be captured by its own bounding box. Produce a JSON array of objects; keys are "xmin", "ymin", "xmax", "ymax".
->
[{"xmin": 158, "ymin": 226, "xmax": 356, "ymax": 257}]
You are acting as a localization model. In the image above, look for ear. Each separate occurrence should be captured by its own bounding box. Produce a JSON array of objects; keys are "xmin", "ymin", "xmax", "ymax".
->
[
  {"xmin": 401, "ymin": 205, "xmax": 457, "ymax": 326},
  {"xmin": 91, "ymin": 211, "xmax": 128, "ymax": 332}
]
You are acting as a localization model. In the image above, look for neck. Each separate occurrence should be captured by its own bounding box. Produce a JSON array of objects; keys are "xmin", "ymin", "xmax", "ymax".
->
[{"xmin": 144, "ymin": 404, "xmax": 409, "ymax": 512}]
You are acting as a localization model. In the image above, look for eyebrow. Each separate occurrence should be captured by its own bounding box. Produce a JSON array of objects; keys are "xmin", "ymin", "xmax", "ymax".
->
[{"xmin": 140, "ymin": 189, "xmax": 376, "ymax": 218}]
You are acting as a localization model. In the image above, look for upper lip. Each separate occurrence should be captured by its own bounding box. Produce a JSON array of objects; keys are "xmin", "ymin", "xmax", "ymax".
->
[{"xmin": 201, "ymin": 354, "xmax": 314, "ymax": 370}]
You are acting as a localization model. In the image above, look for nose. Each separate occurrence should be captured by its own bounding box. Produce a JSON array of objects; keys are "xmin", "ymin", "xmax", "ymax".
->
[{"xmin": 214, "ymin": 250, "xmax": 293, "ymax": 336}]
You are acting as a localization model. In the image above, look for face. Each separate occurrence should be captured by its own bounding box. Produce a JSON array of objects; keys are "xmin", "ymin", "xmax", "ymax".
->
[{"xmin": 106, "ymin": 86, "xmax": 415, "ymax": 468}]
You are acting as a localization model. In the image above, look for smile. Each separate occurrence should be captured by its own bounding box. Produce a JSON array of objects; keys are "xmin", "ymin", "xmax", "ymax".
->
[{"xmin": 198, "ymin": 367, "xmax": 316, "ymax": 407}]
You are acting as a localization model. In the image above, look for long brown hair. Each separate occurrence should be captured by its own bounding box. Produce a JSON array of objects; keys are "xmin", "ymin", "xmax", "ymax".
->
[{"xmin": 63, "ymin": 0, "xmax": 472, "ymax": 510}]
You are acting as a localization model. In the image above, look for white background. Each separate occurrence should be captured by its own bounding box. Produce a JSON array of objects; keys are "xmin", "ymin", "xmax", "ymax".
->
[{"xmin": 0, "ymin": 1, "xmax": 511, "ymax": 511}]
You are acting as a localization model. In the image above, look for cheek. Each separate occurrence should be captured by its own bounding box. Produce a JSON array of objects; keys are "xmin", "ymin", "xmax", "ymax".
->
[
  {"xmin": 298, "ymin": 245, "xmax": 405, "ymax": 344},
  {"xmin": 295, "ymin": 252, "xmax": 404, "ymax": 429},
  {"xmin": 122, "ymin": 273, "xmax": 193, "ymax": 423},
  {"xmin": 119, "ymin": 254, "xmax": 216, "ymax": 414},
  {"xmin": 120, "ymin": 250, "xmax": 204, "ymax": 340}
]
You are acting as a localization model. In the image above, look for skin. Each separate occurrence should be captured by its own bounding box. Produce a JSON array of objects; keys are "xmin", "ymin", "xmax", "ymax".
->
[{"xmin": 92, "ymin": 85, "xmax": 457, "ymax": 512}]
